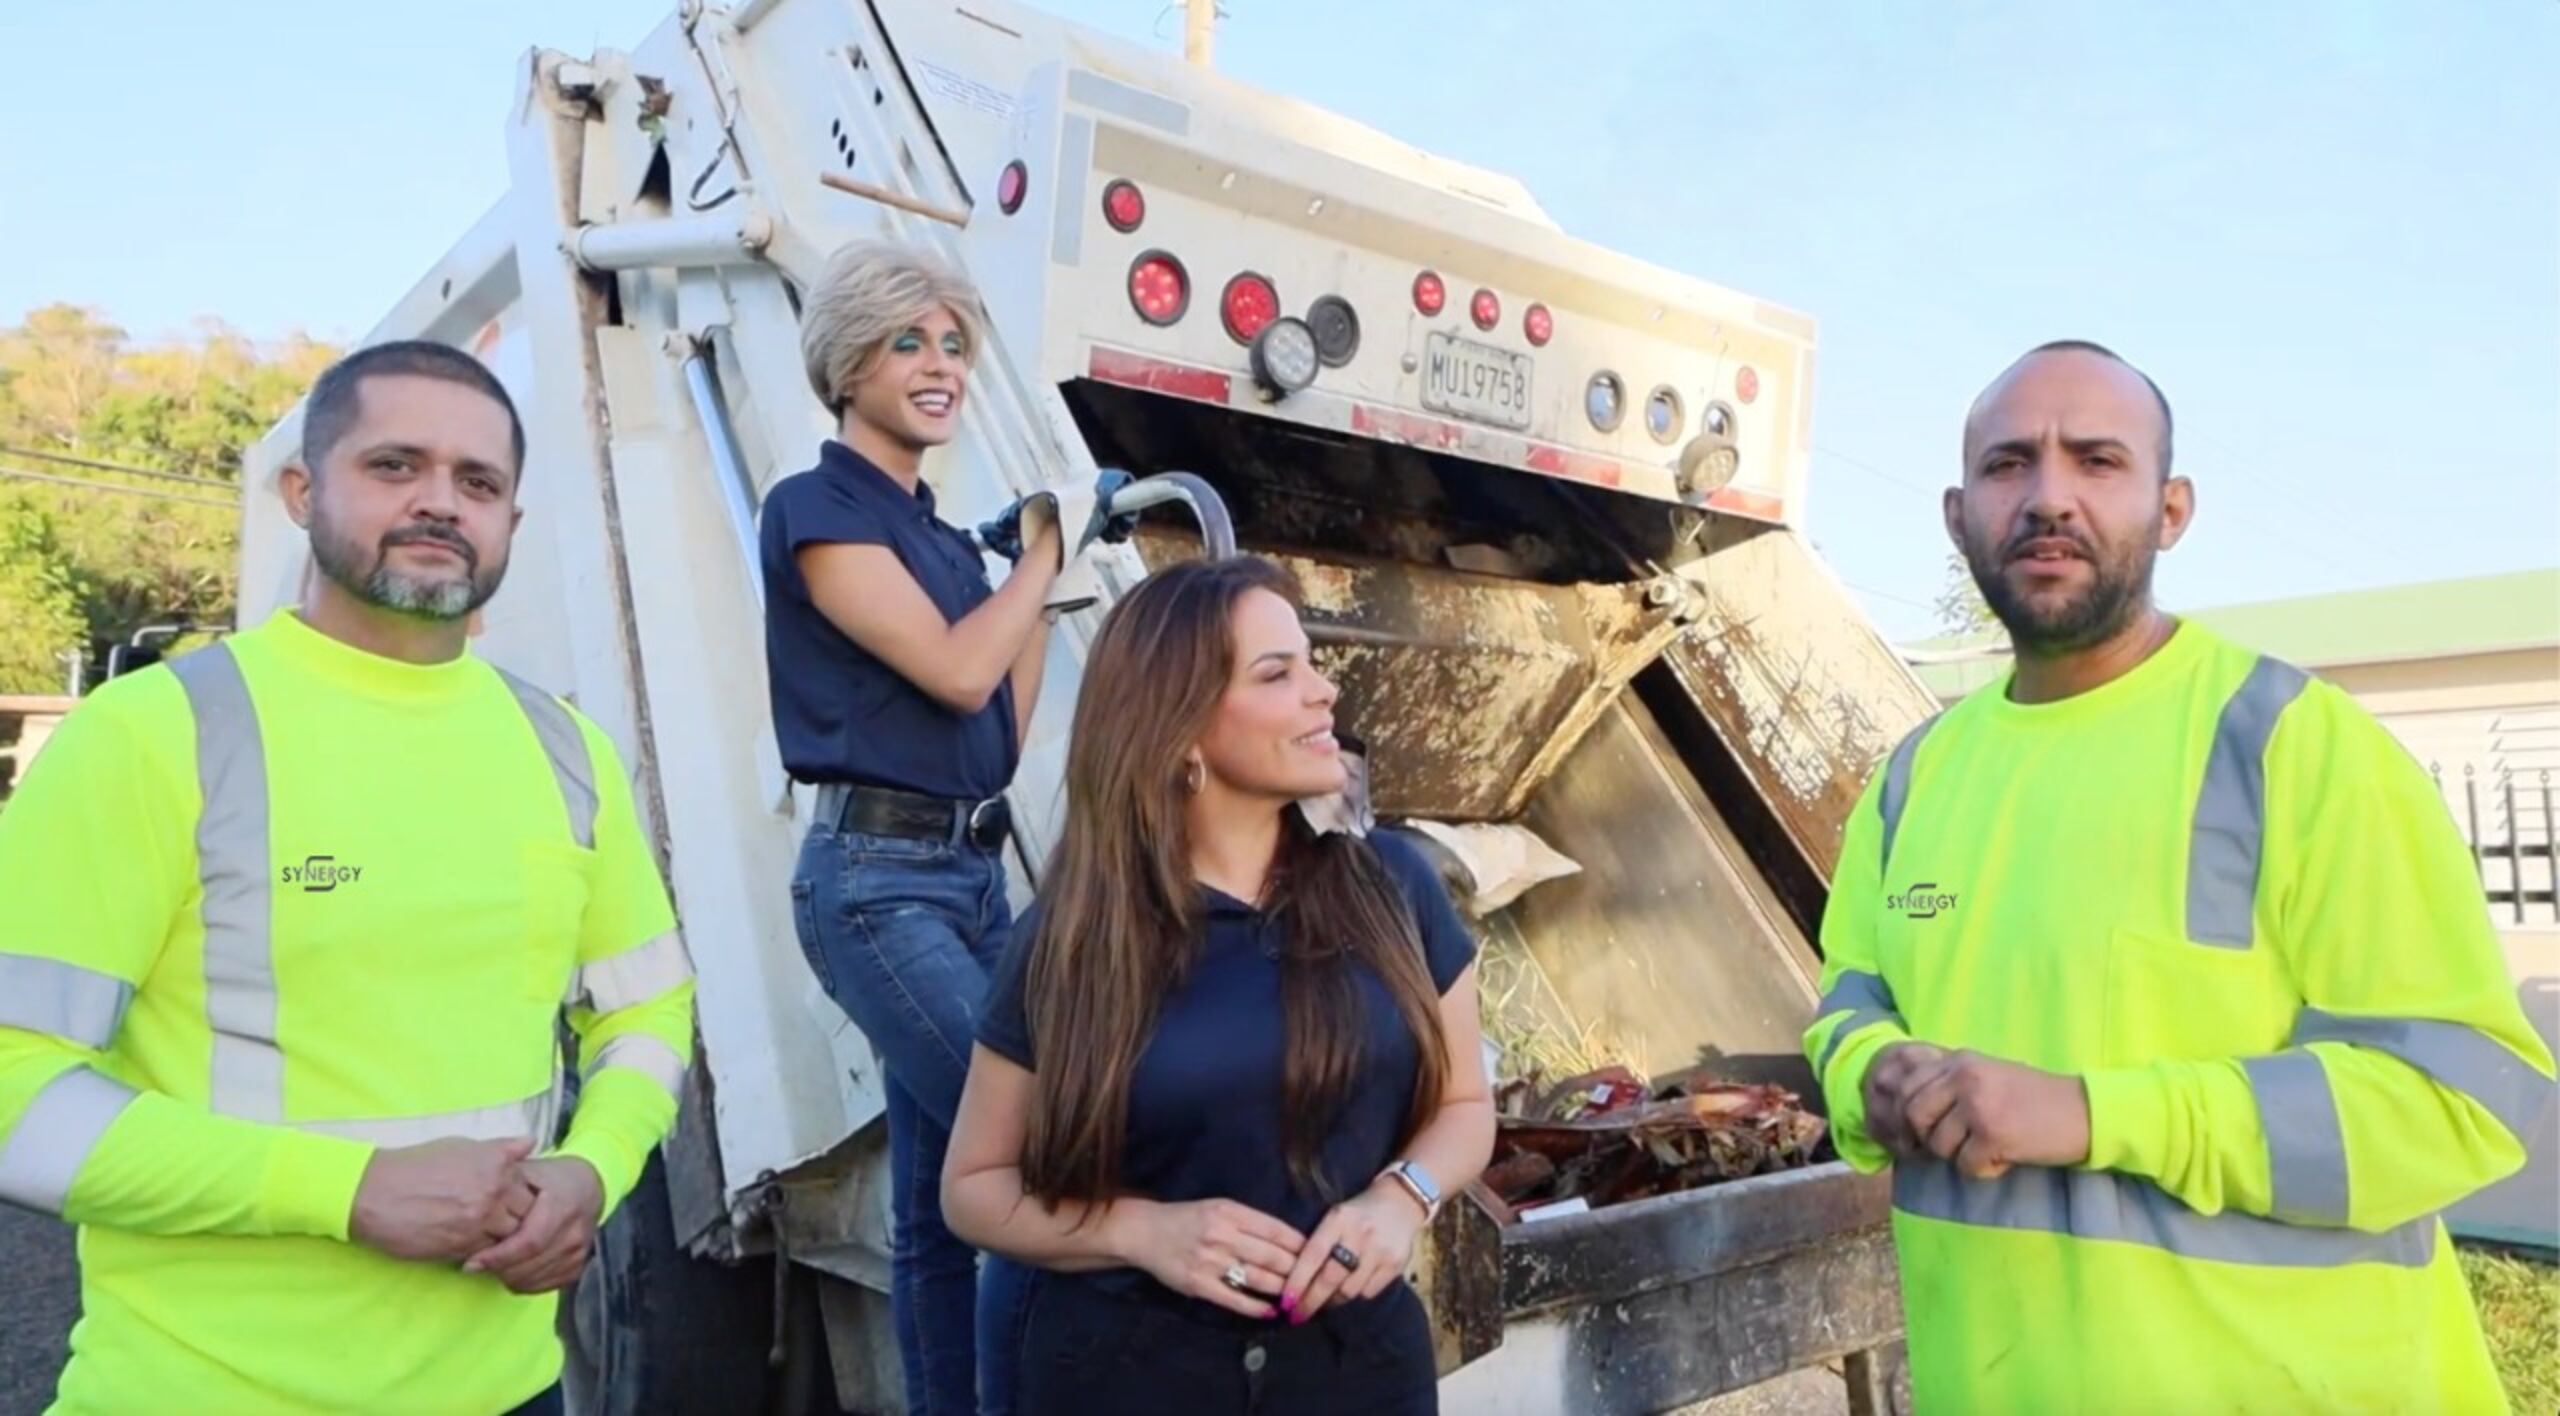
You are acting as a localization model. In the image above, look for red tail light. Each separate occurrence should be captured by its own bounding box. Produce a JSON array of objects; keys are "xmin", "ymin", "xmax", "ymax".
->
[
  {"xmin": 1736, "ymin": 365, "xmax": 1760, "ymax": 404},
  {"xmin": 1103, "ymin": 180, "xmax": 1147, "ymax": 233},
  {"xmin": 1524, "ymin": 303, "xmax": 1554, "ymax": 347},
  {"xmin": 1413, "ymin": 271, "xmax": 1446, "ymax": 316},
  {"xmin": 1470, "ymin": 289, "xmax": 1501, "ymax": 332},
  {"xmin": 1221, "ymin": 272, "xmax": 1281, "ymax": 344},
  {"xmin": 996, "ymin": 161, "xmax": 1028, "ymax": 215},
  {"xmin": 1127, "ymin": 252, "xmax": 1189, "ymax": 326}
]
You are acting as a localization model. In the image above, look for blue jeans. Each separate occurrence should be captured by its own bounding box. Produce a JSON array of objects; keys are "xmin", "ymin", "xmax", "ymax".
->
[{"xmin": 792, "ymin": 823, "xmax": 1038, "ymax": 1416}]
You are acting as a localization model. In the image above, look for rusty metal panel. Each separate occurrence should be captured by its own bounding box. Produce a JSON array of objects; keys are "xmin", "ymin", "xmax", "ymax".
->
[
  {"xmin": 1547, "ymin": 1230, "xmax": 1902, "ymax": 1413},
  {"xmin": 1499, "ymin": 1163, "xmax": 1891, "ymax": 1317},
  {"xmin": 1501, "ymin": 694, "xmax": 1824, "ymax": 1078},
  {"xmin": 1134, "ymin": 530, "xmax": 1691, "ymax": 820},
  {"xmin": 1664, "ymin": 525, "xmax": 1940, "ymax": 878},
  {"xmin": 1435, "ymin": 1213, "xmax": 1902, "ymax": 1415},
  {"xmin": 1414, "ymin": 1185, "xmax": 1508, "ymax": 1378}
]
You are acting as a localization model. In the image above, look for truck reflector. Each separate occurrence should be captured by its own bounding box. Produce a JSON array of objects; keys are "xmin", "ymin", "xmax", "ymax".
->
[
  {"xmin": 1413, "ymin": 271, "xmax": 1447, "ymax": 316},
  {"xmin": 1587, "ymin": 372, "xmax": 1625, "ymax": 433},
  {"xmin": 1103, "ymin": 179, "xmax": 1147, "ymax": 233},
  {"xmin": 1308, "ymin": 296, "xmax": 1361, "ymax": 367},
  {"xmin": 1088, "ymin": 347, "xmax": 1233, "ymax": 403},
  {"xmin": 1127, "ymin": 251, "xmax": 1189, "ymax": 326},
  {"xmin": 1525, "ymin": 303, "xmax": 1554, "ymax": 347},
  {"xmin": 1221, "ymin": 272, "xmax": 1280, "ymax": 344}
]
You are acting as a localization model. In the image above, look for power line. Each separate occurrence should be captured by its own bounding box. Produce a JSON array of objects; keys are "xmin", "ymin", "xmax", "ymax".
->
[
  {"xmin": 0, "ymin": 466, "xmax": 238, "ymax": 511},
  {"xmin": 0, "ymin": 444, "xmax": 236, "ymax": 490},
  {"xmin": 1842, "ymin": 579, "xmax": 1937, "ymax": 613},
  {"xmin": 1813, "ymin": 444, "xmax": 1940, "ymax": 499}
]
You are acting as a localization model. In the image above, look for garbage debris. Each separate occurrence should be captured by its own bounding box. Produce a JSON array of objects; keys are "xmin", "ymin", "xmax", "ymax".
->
[
  {"xmin": 1400, "ymin": 819, "xmax": 1582, "ymax": 916},
  {"xmin": 1485, "ymin": 1065, "xmax": 1827, "ymax": 1211},
  {"xmin": 1295, "ymin": 733, "xmax": 1374, "ymax": 838}
]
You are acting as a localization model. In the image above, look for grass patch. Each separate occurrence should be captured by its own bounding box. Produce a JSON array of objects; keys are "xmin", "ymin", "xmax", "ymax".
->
[{"xmin": 2463, "ymin": 1245, "xmax": 2559, "ymax": 1414}]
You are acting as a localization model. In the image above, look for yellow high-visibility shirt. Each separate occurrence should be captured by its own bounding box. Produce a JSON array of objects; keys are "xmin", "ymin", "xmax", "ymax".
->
[
  {"xmin": 0, "ymin": 610, "xmax": 696, "ymax": 1415},
  {"xmin": 1807, "ymin": 620, "xmax": 2553, "ymax": 1414}
]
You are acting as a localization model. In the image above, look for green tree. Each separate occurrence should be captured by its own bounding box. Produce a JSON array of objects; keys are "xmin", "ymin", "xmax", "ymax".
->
[
  {"xmin": 0, "ymin": 304, "xmax": 338, "ymax": 692},
  {"xmin": 1934, "ymin": 549, "xmax": 2000, "ymax": 636},
  {"xmin": 0, "ymin": 507, "xmax": 85, "ymax": 691}
]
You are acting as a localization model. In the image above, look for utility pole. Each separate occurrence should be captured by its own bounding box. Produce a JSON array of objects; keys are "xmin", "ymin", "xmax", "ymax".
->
[{"xmin": 1183, "ymin": 0, "xmax": 1215, "ymax": 69}]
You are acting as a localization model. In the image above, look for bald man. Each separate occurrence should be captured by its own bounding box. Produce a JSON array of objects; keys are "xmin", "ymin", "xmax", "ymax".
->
[{"xmin": 1805, "ymin": 341, "xmax": 2553, "ymax": 1412}]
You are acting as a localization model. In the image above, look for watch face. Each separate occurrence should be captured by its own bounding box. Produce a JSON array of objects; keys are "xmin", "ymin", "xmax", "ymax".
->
[{"xmin": 1403, "ymin": 1163, "xmax": 1440, "ymax": 1202}]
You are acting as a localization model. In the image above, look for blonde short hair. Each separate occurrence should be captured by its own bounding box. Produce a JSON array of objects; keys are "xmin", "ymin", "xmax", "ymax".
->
[{"xmin": 799, "ymin": 240, "xmax": 991, "ymax": 416}]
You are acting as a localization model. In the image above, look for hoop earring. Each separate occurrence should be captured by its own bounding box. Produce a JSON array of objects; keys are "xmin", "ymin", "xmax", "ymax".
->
[{"xmin": 1184, "ymin": 758, "xmax": 1206, "ymax": 795}]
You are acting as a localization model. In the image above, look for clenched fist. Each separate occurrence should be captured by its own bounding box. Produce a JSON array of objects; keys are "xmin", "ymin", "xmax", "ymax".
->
[
  {"xmin": 465, "ymin": 1156, "xmax": 606, "ymax": 1294},
  {"xmin": 349, "ymin": 1137, "xmax": 537, "ymax": 1263}
]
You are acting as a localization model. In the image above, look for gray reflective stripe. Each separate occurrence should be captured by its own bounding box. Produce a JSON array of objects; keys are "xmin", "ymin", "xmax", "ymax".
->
[
  {"xmin": 2186, "ymin": 656, "xmax": 2309, "ymax": 947},
  {"xmin": 575, "ymin": 932, "xmax": 695, "ymax": 1013},
  {"xmin": 1876, "ymin": 715, "xmax": 1941, "ymax": 871},
  {"xmin": 586, "ymin": 1034, "xmax": 686, "ymax": 1096},
  {"xmin": 170, "ymin": 645, "xmax": 285, "ymax": 1122},
  {"xmin": 1893, "ymin": 1159, "xmax": 2435, "ymax": 1269},
  {"xmin": 496, "ymin": 670, "xmax": 598, "ymax": 850},
  {"xmin": 2294, "ymin": 1010, "xmax": 2555, "ymax": 1143},
  {"xmin": 294, "ymin": 1092, "xmax": 550, "ymax": 1148},
  {"xmin": 0, "ymin": 1067, "xmax": 138, "ymax": 1214},
  {"xmin": 2244, "ymin": 1049, "xmax": 2348, "ymax": 1226},
  {"xmin": 1814, "ymin": 970, "xmax": 1904, "ymax": 1075},
  {"xmin": 0, "ymin": 953, "xmax": 133, "ymax": 1050}
]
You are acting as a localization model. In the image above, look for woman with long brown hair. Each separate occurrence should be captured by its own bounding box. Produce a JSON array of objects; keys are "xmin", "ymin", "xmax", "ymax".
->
[{"xmin": 943, "ymin": 556, "xmax": 1495, "ymax": 1414}]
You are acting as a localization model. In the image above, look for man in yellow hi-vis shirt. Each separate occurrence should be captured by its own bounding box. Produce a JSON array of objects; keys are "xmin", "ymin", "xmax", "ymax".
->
[
  {"xmin": 0, "ymin": 341, "xmax": 696, "ymax": 1415},
  {"xmin": 1808, "ymin": 341, "xmax": 2555, "ymax": 1413}
]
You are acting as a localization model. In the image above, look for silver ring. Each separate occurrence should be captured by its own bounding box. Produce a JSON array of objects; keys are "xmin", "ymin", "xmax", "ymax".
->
[{"xmin": 1221, "ymin": 1263, "xmax": 1250, "ymax": 1291}]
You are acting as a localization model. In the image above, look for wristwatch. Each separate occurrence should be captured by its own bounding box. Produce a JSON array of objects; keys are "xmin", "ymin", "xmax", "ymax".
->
[{"xmin": 1381, "ymin": 1160, "xmax": 1442, "ymax": 1221}]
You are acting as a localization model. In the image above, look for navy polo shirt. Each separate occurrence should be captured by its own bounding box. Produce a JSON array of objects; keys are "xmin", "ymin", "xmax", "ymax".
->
[
  {"xmin": 759, "ymin": 441, "xmax": 1019, "ymax": 798},
  {"xmin": 979, "ymin": 830, "xmax": 1478, "ymax": 1280}
]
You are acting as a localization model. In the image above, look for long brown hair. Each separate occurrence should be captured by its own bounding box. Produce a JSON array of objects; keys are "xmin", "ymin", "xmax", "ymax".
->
[{"xmin": 1019, "ymin": 557, "xmax": 1451, "ymax": 1208}]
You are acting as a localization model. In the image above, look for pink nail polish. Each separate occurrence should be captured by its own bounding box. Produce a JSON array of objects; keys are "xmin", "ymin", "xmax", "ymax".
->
[
  {"xmin": 1279, "ymin": 1293, "xmax": 1296, "ymax": 1313},
  {"xmin": 1289, "ymin": 1309, "xmax": 1308, "ymax": 1327}
]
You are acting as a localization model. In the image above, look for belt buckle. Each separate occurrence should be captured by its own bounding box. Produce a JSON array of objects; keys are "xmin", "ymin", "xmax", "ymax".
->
[{"xmin": 965, "ymin": 797, "xmax": 1008, "ymax": 850}]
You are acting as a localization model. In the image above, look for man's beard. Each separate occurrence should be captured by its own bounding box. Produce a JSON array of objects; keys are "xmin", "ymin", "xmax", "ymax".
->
[
  {"xmin": 309, "ymin": 499, "xmax": 505, "ymax": 622},
  {"xmin": 1963, "ymin": 513, "xmax": 2158, "ymax": 654}
]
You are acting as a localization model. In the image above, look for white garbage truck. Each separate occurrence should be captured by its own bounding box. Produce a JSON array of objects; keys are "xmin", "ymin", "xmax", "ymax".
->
[{"xmin": 232, "ymin": 1, "xmax": 1939, "ymax": 1410}]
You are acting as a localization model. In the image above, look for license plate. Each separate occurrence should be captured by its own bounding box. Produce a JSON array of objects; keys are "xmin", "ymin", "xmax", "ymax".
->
[{"xmin": 1420, "ymin": 332, "xmax": 1533, "ymax": 431}]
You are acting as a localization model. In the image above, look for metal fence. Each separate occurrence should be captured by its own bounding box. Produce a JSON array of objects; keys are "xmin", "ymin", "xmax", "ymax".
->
[{"xmin": 2434, "ymin": 763, "xmax": 2557, "ymax": 926}]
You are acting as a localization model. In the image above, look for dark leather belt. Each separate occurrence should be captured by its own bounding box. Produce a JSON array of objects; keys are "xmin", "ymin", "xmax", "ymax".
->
[{"xmin": 816, "ymin": 782, "xmax": 1011, "ymax": 852}]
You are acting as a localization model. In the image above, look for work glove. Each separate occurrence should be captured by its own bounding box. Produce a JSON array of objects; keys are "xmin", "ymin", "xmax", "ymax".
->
[
  {"xmin": 1038, "ymin": 480, "xmax": 1104, "ymax": 616},
  {"xmin": 975, "ymin": 494, "xmax": 1047, "ymax": 564},
  {"xmin": 1047, "ymin": 547, "xmax": 1103, "ymax": 616},
  {"xmin": 1086, "ymin": 469, "xmax": 1140, "ymax": 548},
  {"xmin": 976, "ymin": 470, "xmax": 1142, "ymax": 562}
]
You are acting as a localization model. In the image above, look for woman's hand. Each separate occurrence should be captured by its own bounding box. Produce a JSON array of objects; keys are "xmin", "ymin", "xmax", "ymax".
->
[
  {"xmin": 1278, "ymin": 1178, "xmax": 1425, "ymax": 1323},
  {"xmin": 1115, "ymin": 1197, "xmax": 1305, "ymax": 1320}
]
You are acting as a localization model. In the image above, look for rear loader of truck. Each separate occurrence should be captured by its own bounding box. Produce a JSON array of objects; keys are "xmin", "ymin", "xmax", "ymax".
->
[{"xmin": 233, "ymin": 2, "xmax": 1939, "ymax": 1410}]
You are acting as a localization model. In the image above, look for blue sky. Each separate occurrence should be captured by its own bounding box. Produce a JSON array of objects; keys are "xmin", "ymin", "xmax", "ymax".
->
[{"xmin": 3, "ymin": 1, "xmax": 2552, "ymax": 641}]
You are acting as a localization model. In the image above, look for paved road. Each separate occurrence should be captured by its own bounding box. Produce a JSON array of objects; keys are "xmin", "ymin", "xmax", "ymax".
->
[{"xmin": 0, "ymin": 1208, "xmax": 76, "ymax": 1416}]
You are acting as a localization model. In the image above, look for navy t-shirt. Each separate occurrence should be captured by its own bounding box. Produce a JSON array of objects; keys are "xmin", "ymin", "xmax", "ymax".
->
[
  {"xmin": 759, "ymin": 441, "xmax": 1019, "ymax": 798},
  {"xmin": 977, "ymin": 829, "xmax": 1478, "ymax": 1275}
]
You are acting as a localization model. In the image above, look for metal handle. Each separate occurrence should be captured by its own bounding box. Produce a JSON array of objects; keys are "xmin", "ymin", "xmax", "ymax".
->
[
  {"xmin": 1100, "ymin": 470, "xmax": 1237, "ymax": 559},
  {"xmin": 680, "ymin": 349, "xmax": 764, "ymax": 610}
]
